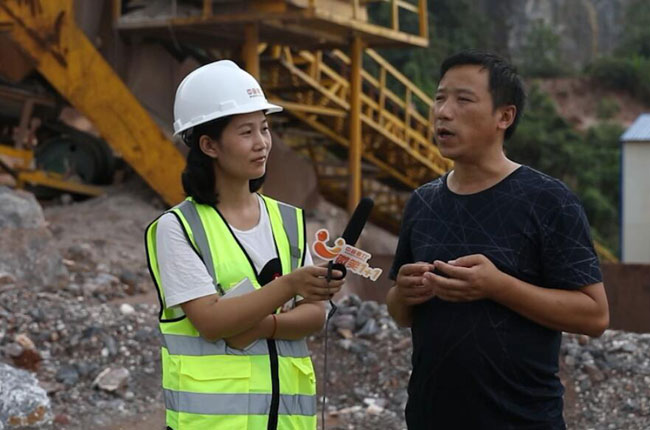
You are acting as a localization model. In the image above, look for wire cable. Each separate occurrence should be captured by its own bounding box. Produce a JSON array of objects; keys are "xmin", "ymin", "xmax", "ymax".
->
[{"xmin": 321, "ymin": 260, "xmax": 338, "ymax": 430}]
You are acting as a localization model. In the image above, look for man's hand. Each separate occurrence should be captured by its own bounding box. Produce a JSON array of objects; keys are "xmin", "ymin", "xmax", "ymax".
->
[
  {"xmin": 423, "ymin": 254, "xmax": 505, "ymax": 302},
  {"xmin": 394, "ymin": 262, "xmax": 436, "ymax": 305}
]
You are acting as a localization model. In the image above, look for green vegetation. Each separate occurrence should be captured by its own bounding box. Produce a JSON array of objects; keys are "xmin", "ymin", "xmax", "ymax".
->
[
  {"xmin": 518, "ymin": 20, "xmax": 567, "ymax": 78},
  {"xmin": 587, "ymin": 55, "xmax": 650, "ymax": 102},
  {"xmin": 586, "ymin": 0, "xmax": 650, "ymax": 102},
  {"xmin": 579, "ymin": 123, "xmax": 623, "ymax": 250},
  {"xmin": 506, "ymin": 85, "xmax": 622, "ymax": 253},
  {"xmin": 617, "ymin": 0, "xmax": 650, "ymax": 58},
  {"xmin": 596, "ymin": 97, "xmax": 620, "ymax": 120}
]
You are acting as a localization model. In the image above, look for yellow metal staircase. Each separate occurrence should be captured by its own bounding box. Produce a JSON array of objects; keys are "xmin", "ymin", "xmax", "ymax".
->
[
  {"xmin": 263, "ymin": 45, "xmax": 452, "ymax": 232},
  {"xmin": 111, "ymin": 0, "xmax": 445, "ymax": 232}
]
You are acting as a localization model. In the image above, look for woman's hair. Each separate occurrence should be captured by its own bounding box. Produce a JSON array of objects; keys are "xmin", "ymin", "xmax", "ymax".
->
[{"xmin": 181, "ymin": 115, "xmax": 266, "ymax": 206}]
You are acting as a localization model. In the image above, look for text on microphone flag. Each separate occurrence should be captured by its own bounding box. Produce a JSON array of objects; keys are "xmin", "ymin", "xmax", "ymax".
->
[{"xmin": 312, "ymin": 228, "xmax": 383, "ymax": 282}]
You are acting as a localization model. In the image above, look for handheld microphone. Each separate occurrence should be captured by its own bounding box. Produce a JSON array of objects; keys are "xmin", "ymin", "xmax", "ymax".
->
[
  {"xmin": 340, "ymin": 197, "xmax": 374, "ymax": 247},
  {"xmin": 330, "ymin": 197, "xmax": 374, "ymax": 279}
]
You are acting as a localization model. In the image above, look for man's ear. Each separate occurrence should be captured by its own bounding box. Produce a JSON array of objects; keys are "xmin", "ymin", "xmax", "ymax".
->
[
  {"xmin": 199, "ymin": 135, "xmax": 218, "ymax": 159},
  {"xmin": 497, "ymin": 105, "xmax": 516, "ymax": 132}
]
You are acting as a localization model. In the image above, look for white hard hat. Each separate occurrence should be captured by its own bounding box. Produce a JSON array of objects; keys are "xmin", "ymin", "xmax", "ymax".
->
[{"xmin": 172, "ymin": 60, "xmax": 282, "ymax": 136}]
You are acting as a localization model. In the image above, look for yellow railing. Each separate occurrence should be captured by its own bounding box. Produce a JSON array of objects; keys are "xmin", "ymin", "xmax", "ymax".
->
[
  {"xmin": 361, "ymin": 0, "xmax": 428, "ymax": 38},
  {"xmin": 305, "ymin": 0, "xmax": 428, "ymax": 39},
  {"xmin": 264, "ymin": 44, "xmax": 451, "ymax": 230},
  {"xmin": 595, "ymin": 241, "xmax": 619, "ymax": 263},
  {"xmin": 330, "ymin": 48, "xmax": 450, "ymax": 178},
  {"xmin": 266, "ymin": 45, "xmax": 453, "ymax": 187}
]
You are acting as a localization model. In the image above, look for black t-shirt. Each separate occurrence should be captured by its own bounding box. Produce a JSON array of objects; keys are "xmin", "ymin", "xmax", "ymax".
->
[{"xmin": 389, "ymin": 166, "xmax": 602, "ymax": 430}]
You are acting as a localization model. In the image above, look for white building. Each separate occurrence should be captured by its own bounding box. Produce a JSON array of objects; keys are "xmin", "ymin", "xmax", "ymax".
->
[{"xmin": 621, "ymin": 114, "xmax": 650, "ymax": 263}]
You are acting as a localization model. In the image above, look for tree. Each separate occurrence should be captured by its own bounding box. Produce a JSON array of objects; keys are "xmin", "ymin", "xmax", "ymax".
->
[
  {"xmin": 506, "ymin": 84, "xmax": 580, "ymax": 182},
  {"xmin": 517, "ymin": 20, "xmax": 566, "ymax": 77},
  {"xmin": 617, "ymin": 0, "xmax": 650, "ymax": 58}
]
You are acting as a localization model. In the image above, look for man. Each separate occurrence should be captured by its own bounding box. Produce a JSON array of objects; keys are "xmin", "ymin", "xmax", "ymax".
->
[{"xmin": 386, "ymin": 50, "xmax": 609, "ymax": 429}]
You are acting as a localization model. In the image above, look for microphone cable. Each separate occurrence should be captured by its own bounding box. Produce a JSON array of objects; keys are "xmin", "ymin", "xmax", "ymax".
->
[
  {"xmin": 319, "ymin": 197, "xmax": 373, "ymax": 429},
  {"xmin": 321, "ymin": 260, "xmax": 339, "ymax": 430}
]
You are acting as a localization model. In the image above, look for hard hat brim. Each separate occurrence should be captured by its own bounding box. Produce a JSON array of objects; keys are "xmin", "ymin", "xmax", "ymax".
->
[{"xmin": 173, "ymin": 102, "xmax": 284, "ymax": 137}]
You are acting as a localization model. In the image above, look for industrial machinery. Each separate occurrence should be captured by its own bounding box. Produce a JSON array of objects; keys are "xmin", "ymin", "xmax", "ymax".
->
[
  {"xmin": 0, "ymin": 77, "xmax": 112, "ymax": 197},
  {"xmin": 0, "ymin": 0, "xmax": 443, "ymax": 230},
  {"xmin": 0, "ymin": 0, "xmax": 617, "ymax": 261}
]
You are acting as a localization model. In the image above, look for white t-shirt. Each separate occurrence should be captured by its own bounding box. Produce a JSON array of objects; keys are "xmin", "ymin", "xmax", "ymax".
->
[{"xmin": 155, "ymin": 195, "xmax": 312, "ymax": 308}]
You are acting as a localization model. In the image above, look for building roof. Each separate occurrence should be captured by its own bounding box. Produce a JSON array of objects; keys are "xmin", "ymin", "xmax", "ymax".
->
[{"xmin": 621, "ymin": 114, "xmax": 650, "ymax": 142}]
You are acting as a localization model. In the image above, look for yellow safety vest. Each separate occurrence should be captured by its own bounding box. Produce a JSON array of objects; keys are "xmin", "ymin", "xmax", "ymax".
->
[{"xmin": 145, "ymin": 195, "xmax": 317, "ymax": 430}]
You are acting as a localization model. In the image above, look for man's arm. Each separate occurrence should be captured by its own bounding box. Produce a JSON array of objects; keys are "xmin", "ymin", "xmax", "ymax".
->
[
  {"xmin": 386, "ymin": 262, "xmax": 435, "ymax": 328},
  {"xmin": 494, "ymin": 277, "xmax": 607, "ymax": 337},
  {"xmin": 426, "ymin": 255, "xmax": 609, "ymax": 337},
  {"xmin": 386, "ymin": 286, "xmax": 414, "ymax": 327}
]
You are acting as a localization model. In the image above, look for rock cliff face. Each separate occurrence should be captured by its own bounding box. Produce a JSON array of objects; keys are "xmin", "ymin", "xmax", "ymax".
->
[{"xmin": 480, "ymin": 0, "xmax": 634, "ymax": 69}]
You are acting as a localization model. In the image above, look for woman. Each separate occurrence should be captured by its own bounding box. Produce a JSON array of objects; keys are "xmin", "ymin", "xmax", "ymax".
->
[{"xmin": 145, "ymin": 60, "xmax": 344, "ymax": 430}]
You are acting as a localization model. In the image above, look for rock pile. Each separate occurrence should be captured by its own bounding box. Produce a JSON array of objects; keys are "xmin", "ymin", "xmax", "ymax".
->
[
  {"xmin": 562, "ymin": 331, "xmax": 650, "ymax": 429},
  {"xmin": 0, "ymin": 282, "xmax": 161, "ymax": 429}
]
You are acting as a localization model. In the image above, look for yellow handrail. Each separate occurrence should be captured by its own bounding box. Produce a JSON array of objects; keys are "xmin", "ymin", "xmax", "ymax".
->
[
  {"xmin": 331, "ymin": 48, "xmax": 434, "ymax": 137},
  {"xmin": 362, "ymin": 0, "xmax": 427, "ymax": 37},
  {"xmin": 267, "ymin": 45, "xmax": 452, "ymax": 183}
]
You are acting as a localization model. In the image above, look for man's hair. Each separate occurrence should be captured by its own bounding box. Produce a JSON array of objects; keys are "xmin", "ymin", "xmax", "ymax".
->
[{"xmin": 440, "ymin": 50, "xmax": 526, "ymax": 140}]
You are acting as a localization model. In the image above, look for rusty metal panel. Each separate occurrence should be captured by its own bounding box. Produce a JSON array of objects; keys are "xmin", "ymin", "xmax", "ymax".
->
[{"xmin": 602, "ymin": 263, "xmax": 650, "ymax": 333}]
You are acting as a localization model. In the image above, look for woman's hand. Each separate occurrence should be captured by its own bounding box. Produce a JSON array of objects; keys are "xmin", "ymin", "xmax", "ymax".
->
[
  {"xmin": 280, "ymin": 264, "xmax": 344, "ymax": 301},
  {"xmin": 224, "ymin": 315, "xmax": 273, "ymax": 350}
]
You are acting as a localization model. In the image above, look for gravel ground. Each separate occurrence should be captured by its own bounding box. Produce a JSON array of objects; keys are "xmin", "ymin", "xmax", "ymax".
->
[
  {"xmin": 2, "ymin": 285, "xmax": 650, "ymax": 429},
  {"xmin": 1, "ymin": 182, "xmax": 649, "ymax": 429}
]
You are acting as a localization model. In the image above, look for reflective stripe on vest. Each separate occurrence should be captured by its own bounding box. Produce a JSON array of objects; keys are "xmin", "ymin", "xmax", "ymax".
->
[
  {"xmin": 161, "ymin": 333, "xmax": 310, "ymax": 358},
  {"xmin": 164, "ymin": 391, "xmax": 316, "ymax": 416},
  {"xmin": 175, "ymin": 200, "xmax": 224, "ymax": 295},
  {"xmin": 276, "ymin": 201, "xmax": 301, "ymax": 271}
]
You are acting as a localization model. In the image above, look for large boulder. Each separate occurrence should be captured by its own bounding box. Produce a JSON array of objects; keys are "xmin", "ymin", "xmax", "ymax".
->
[
  {"xmin": 0, "ymin": 187, "xmax": 68, "ymax": 287},
  {"xmin": 0, "ymin": 362, "xmax": 53, "ymax": 429}
]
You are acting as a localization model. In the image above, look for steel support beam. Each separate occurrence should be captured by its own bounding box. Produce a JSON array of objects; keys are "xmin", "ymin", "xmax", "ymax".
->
[
  {"xmin": 347, "ymin": 36, "xmax": 363, "ymax": 213},
  {"xmin": 242, "ymin": 23, "xmax": 260, "ymax": 79}
]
